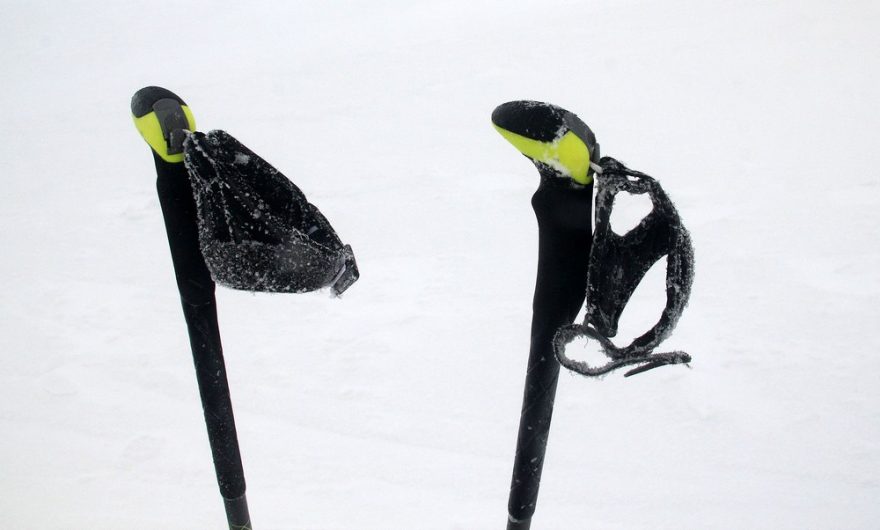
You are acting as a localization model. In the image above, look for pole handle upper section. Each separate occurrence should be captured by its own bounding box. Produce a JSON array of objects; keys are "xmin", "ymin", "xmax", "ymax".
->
[{"xmin": 132, "ymin": 86, "xmax": 196, "ymax": 163}]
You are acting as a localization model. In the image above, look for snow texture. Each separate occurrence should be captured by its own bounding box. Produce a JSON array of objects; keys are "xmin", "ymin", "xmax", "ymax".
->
[
  {"xmin": 1, "ymin": 1, "xmax": 879, "ymax": 529},
  {"xmin": 184, "ymin": 130, "xmax": 356, "ymax": 294}
]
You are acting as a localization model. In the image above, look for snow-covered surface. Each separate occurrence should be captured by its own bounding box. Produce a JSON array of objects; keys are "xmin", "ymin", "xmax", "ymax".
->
[{"xmin": 1, "ymin": 1, "xmax": 878, "ymax": 528}]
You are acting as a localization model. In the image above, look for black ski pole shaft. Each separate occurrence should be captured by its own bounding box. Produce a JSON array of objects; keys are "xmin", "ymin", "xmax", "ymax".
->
[
  {"xmin": 153, "ymin": 154, "xmax": 252, "ymax": 530},
  {"xmin": 506, "ymin": 177, "xmax": 593, "ymax": 530},
  {"xmin": 151, "ymin": 153, "xmax": 252, "ymax": 528}
]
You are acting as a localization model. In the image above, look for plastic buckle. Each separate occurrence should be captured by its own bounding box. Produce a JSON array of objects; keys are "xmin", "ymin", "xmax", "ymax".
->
[{"xmin": 152, "ymin": 98, "xmax": 189, "ymax": 155}]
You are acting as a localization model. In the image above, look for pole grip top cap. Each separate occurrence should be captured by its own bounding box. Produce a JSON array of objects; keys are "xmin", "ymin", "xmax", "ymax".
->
[
  {"xmin": 492, "ymin": 100, "xmax": 599, "ymax": 185},
  {"xmin": 131, "ymin": 86, "xmax": 196, "ymax": 163}
]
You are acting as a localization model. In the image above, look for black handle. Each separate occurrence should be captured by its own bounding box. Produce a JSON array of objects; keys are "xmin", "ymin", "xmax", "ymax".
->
[
  {"xmin": 507, "ymin": 176, "xmax": 593, "ymax": 528},
  {"xmin": 154, "ymin": 154, "xmax": 251, "ymax": 529}
]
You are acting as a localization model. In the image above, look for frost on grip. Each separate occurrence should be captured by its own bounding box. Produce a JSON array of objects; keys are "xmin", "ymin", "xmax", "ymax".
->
[{"xmin": 184, "ymin": 130, "xmax": 359, "ymax": 296}]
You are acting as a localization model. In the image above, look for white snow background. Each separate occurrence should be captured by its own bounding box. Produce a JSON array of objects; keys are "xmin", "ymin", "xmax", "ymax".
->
[{"xmin": 1, "ymin": 1, "xmax": 878, "ymax": 528}]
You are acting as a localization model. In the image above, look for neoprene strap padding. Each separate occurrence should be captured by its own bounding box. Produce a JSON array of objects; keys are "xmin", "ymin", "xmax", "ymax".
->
[
  {"xmin": 184, "ymin": 130, "xmax": 359, "ymax": 295},
  {"xmin": 555, "ymin": 157, "xmax": 694, "ymax": 377}
]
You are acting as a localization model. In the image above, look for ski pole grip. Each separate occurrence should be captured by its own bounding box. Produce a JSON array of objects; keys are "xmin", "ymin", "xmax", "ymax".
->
[
  {"xmin": 153, "ymin": 154, "xmax": 250, "ymax": 524},
  {"xmin": 507, "ymin": 177, "xmax": 593, "ymax": 526}
]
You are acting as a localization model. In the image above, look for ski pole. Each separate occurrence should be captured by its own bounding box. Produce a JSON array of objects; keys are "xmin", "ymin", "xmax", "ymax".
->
[
  {"xmin": 492, "ymin": 101, "xmax": 599, "ymax": 530},
  {"xmin": 132, "ymin": 86, "xmax": 252, "ymax": 530}
]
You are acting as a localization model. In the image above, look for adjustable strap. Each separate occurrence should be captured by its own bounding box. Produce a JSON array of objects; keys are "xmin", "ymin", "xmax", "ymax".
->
[
  {"xmin": 330, "ymin": 245, "xmax": 360, "ymax": 296},
  {"xmin": 554, "ymin": 157, "xmax": 694, "ymax": 378},
  {"xmin": 152, "ymin": 98, "xmax": 190, "ymax": 155},
  {"xmin": 554, "ymin": 323, "xmax": 691, "ymax": 377}
]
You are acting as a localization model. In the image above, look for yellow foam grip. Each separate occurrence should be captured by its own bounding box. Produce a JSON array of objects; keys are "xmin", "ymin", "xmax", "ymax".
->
[
  {"xmin": 132, "ymin": 105, "xmax": 196, "ymax": 163},
  {"xmin": 494, "ymin": 124, "xmax": 592, "ymax": 185}
]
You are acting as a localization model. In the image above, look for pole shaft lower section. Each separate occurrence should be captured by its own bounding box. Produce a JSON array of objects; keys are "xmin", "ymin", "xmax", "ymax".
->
[
  {"xmin": 507, "ymin": 516, "xmax": 532, "ymax": 530},
  {"xmin": 224, "ymin": 494, "xmax": 253, "ymax": 529}
]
